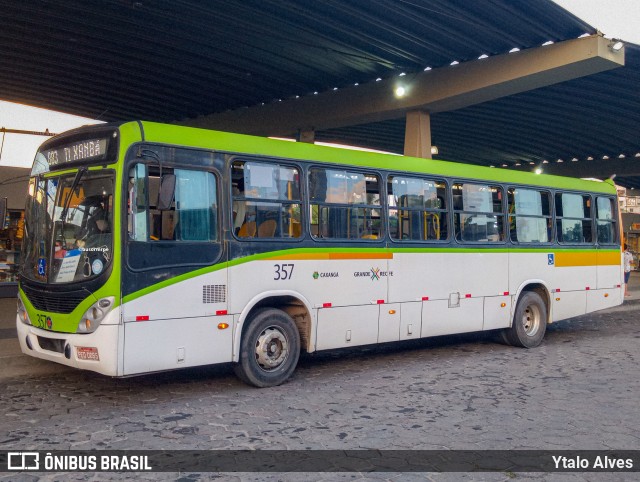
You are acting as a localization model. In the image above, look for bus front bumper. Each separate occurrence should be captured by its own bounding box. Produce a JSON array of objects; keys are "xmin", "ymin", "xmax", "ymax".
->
[{"xmin": 16, "ymin": 318, "xmax": 121, "ymax": 377}]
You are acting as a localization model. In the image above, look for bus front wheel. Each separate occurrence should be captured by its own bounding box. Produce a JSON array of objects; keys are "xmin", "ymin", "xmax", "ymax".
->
[
  {"xmin": 502, "ymin": 291, "xmax": 547, "ymax": 348},
  {"xmin": 234, "ymin": 308, "xmax": 301, "ymax": 388}
]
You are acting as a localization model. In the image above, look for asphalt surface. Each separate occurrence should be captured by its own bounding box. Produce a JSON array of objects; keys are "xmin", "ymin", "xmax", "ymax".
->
[{"xmin": 1, "ymin": 273, "xmax": 639, "ymax": 481}]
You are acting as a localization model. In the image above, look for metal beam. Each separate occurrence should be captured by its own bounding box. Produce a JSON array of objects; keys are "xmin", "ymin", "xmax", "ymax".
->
[
  {"xmin": 183, "ymin": 35, "xmax": 624, "ymax": 137},
  {"xmin": 537, "ymin": 158, "xmax": 640, "ymax": 178}
]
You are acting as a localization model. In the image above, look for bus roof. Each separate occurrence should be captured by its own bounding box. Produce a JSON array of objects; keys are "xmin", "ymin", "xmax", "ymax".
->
[{"xmin": 131, "ymin": 121, "xmax": 616, "ymax": 195}]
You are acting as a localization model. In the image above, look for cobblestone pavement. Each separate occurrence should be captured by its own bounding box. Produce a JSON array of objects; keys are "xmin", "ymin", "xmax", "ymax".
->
[{"xmin": 1, "ymin": 298, "xmax": 640, "ymax": 481}]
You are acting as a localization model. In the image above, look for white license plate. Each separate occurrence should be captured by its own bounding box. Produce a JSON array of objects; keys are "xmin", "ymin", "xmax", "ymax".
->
[{"xmin": 76, "ymin": 346, "xmax": 100, "ymax": 361}]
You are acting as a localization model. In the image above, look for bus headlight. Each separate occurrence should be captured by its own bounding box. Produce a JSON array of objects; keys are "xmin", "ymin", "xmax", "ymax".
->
[
  {"xmin": 17, "ymin": 296, "xmax": 30, "ymax": 325},
  {"xmin": 77, "ymin": 297, "xmax": 114, "ymax": 334}
]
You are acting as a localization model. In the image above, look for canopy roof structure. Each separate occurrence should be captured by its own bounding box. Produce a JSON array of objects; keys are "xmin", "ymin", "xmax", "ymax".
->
[{"xmin": 1, "ymin": 0, "xmax": 639, "ymax": 187}]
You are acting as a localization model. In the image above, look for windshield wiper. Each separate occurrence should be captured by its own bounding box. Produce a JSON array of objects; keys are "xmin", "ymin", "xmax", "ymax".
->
[
  {"xmin": 60, "ymin": 167, "xmax": 87, "ymax": 221},
  {"xmin": 58, "ymin": 167, "xmax": 87, "ymax": 244}
]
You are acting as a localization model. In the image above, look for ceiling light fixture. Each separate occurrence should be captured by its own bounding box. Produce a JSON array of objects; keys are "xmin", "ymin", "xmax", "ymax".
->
[{"xmin": 609, "ymin": 39, "xmax": 624, "ymax": 52}]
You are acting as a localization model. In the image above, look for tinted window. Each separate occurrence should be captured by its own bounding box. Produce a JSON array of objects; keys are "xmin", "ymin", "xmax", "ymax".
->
[
  {"xmin": 507, "ymin": 188, "xmax": 552, "ymax": 243},
  {"xmin": 309, "ymin": 168, "xmax": 382, "ymax": 240},
  {"xmin": 555, "ymin": 193, "xmax": 593, "ymax": 244},
  {"xmin": 232, "ymin": 161, "xmax": 302, "ymax": 239},
  {"xmin": 453, "ymin": 182, "xmax": 504, "ymax": 243},
  {"xmin": 388, "ymin": 176, "xmax": 448, "ymax": 241}
]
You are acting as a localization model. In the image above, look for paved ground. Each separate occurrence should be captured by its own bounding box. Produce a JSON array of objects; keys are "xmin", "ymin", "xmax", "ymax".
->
[{"xmin": 1, "ymin": 273, "xmax": 639, "ymax": 481}]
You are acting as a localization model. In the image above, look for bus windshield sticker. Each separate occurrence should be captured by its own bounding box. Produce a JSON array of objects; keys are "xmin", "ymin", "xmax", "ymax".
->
[{"xmin": 55, "ymin": 249, "xmax": 82, "ymax": 283}]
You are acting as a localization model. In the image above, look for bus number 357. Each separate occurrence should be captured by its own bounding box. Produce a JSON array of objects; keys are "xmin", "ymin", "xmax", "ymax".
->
[{"xmin": 274, "ymin": 264, "xmax": 295, "ymax": 280}]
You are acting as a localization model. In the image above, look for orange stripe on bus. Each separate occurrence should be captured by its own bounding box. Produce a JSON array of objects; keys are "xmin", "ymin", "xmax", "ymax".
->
[
  {"xmin": 555, "ymin": 251, "xmax": 620, "ymax": 267},
  {"xmin": 267, "ymin": 252, "xmax": 393, "ymax": 261}
]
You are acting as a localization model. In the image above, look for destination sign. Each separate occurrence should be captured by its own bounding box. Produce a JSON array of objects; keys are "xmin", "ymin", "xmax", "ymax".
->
[{"xmin": 41, "ymin": 138, "xmax": 108, "ymax": 167}]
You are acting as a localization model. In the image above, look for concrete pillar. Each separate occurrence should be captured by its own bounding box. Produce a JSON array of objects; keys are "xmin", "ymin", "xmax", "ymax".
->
[{"xmin": 404, "ymin": 110, "xmax": 432, "ymax": 159}]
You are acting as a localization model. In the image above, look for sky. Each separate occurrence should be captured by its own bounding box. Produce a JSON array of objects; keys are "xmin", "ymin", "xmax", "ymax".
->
[{"xmin": 0, "ymin": 0, "xmax": 639, "ymax": 169}]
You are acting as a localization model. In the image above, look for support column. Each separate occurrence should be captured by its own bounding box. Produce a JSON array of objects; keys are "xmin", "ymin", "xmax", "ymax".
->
[
  {"xmin": 296, "ymin": 128, "xmax": 315, "ymax": 144},
  {"xmin": 404, "ymin": 110, "xmax": 432, "ymax": 159}
]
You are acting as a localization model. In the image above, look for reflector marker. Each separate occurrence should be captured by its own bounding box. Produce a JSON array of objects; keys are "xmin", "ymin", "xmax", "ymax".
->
[
  {"xmin": 377, "ymin": 299, "xmax": 385, "ymax": 304},
  {"xmin": 503, "ymin": 291, "xmax": 509, "ymax": 296},
  {"xmin": 465, "ymin": 294, "xmax": 471, "ymax": 298},
  {"xmin": 135, "ymin": 315, "xmax": 149, "ymax": 321},
  {"xmin": 216, "ymin": 310, "xmax": 228, "ymax": 316},
  {"xmin": 422, "ymin": 296, "xmax": 429, "ymax": 301},
  {"xmin": 322, "ymin": 302, "xmax": 332, "ymax": 308}
]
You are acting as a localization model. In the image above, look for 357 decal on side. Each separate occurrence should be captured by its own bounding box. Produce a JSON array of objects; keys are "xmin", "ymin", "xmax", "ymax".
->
[{"xmin": 274, "ymin": 263, "xmax": 295, "ymax": 280}]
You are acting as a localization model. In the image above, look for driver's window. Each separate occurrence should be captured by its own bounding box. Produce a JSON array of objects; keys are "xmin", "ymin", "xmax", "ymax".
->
[{"xmin": 127, "ymin": 163, "xmax": 218, "ymax": 242}]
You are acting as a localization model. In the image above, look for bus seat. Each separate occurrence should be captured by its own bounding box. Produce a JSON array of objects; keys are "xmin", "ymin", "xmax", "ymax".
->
[
  {"xmin": 258, "ymin": 219, "xmax": 276, "ymax": 237},
  {"xmin": 238, "ymin": 221, "xmax": 256, "ymax": 238},
  {"xmin": 291, "ymin": 221, "xmax": 301, "ymax": 238}
]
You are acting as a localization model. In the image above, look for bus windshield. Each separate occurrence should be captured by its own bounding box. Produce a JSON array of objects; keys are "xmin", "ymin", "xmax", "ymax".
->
[{"xmin": 21, "ymin": 170, "xmax": 115, "ymax": 284}]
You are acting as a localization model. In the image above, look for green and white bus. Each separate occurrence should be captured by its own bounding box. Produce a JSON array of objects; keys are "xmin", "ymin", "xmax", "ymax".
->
[{"xmin": 17, "ymin": 121, "xmax": 624, "ymax": 387}]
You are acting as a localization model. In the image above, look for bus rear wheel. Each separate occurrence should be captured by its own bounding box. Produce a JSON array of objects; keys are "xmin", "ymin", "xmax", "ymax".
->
[
  {"xmin": 502, "ymin": 291, "xmax": 547, "ymax": 348},
  {"xmin": 234, "ymin": 308, "xmax": 300, "ymax": 388}
]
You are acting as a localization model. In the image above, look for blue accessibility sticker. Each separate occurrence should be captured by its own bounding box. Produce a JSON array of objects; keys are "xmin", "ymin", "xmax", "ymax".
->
[
  {"xmin": 37, "ymin": 257, "xmax": 47, "ymax": 276},
  {"xmin": 548, "ymin": 254, "xmax": 555, "ymax": 265}
]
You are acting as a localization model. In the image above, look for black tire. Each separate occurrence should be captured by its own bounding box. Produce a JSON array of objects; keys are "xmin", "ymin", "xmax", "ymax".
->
[
  {"xmin": 502, "ymin": 291, "xmax": 547, "ymax": 348},
  {"xmin": 234, "ymin": 308, "xmax": 300, "ymax": 388}
]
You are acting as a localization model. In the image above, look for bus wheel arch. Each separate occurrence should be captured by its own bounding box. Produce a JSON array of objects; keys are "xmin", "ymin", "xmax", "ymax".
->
[
  {"xmin": 502, "ymin": 283, "xmax": 549, "ymax": 348},
  {"xmin": 238, "ymin": 293, "xmax": 313, "ymax": 352}
]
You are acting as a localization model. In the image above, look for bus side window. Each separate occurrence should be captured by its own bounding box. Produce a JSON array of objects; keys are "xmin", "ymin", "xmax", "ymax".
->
[
  {"xmin": 310, "ymin": 168, "xmax": 382, "ymax": 240},
  {"xmin": 128, "ymin": 163, "xmax": 148, "ymax": 241},
  {"xmin": 507, "ymin": 188, "xmax": 552, "ymax": 244},
  {"xmin": 556, "ymin": 192, "xmax": 592, "ymax": 244},
  {"xmin": 388, "ymin": 176, "xmax": 448, "ymax": 241},
  {"xmin": 128, "ymin": 163, "xmax": 218, "ymax": 242},
  {"xmin": 453, "ymin": 182, "xmax": 504, "ymax": 243},
  {"xmin": 596, "ymin": 196, "xmax": 617, "ymax": 244},
  {"xmin": 231, "ymin": 160, "xmax": 302, "ymax": 239}
]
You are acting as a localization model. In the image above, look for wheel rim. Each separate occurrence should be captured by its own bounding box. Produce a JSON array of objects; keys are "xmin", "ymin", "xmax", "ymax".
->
[
  {"xmin": 521, "ymin": 303, "xmax": 542, "ymax": 337},
  {"xmin": 254, "ymin": 326, "xmax": 289, "ymax": 372}
]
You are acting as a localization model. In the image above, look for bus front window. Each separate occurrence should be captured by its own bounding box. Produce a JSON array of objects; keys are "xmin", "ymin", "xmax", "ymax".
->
[{"xmin": 21, "ymin": 171, "xmax": 115, "ymax": 284}]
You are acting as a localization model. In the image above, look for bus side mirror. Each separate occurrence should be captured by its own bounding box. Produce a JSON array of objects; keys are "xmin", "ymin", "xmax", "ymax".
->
[{"xmin": 157, "ymin": 174, "xmax": 176, "ymax": 210}]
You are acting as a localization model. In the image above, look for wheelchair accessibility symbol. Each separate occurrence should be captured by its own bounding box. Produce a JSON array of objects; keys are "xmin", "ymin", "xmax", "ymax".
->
[
  {"xmin": 37, "ymin": 258, "xmax": 47, "ymax": 276},
  {"xmin": 548, "ymin": 254, "xmax": 555, "ymax": 265}
]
